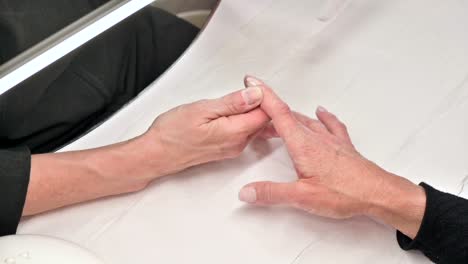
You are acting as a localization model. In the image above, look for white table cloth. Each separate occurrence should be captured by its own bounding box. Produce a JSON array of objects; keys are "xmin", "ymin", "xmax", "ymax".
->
[{"xmin": 18, "ymin": 0, "xmax": 468, "ymax": 263}]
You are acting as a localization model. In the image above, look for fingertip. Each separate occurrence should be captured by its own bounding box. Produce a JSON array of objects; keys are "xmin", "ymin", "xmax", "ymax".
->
[
  {"xmin": 244, "ymin": 75, "xmax": 253, "ymax": 87},
  {"xmin": 316, "ymin": 105, "xmax": 328, "ymax": 114},
  {"xmin": 244, "ymin": 75, "xmax": 265, "ymax": 87},
  {"xmin": 316, "ymin": 105, "xmax": 335, "ymax": 120},
  {"xmin": 315, "ymin": 106, "xmax": 352, "ymax": 142},
  {"xmin": 239, "ymin": 185, "xmax": 257, "ymax": 203}
]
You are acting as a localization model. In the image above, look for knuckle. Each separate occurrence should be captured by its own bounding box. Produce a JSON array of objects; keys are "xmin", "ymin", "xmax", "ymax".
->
[
  {"xmin": 275, "ymin": 101, "xmax": 291, "ymax": 116},
  {"xmin": 232, "ymin": 143, "xmax": 246, "ymax": 156},
  {"xmin": 288, "ymin": 190, "xmax": 304, "ymax": 206},
  {"xmin": 222, "ymin": 96, "xmax": 243, "ymax": 113},
  {"xmin": 329, "ymin": 114, "xmax": 346, "ymax": 128},
  {"xmin": 295, "ymin": 181, "xmax": 312, "ymax": 195},
  {"xmin": 304, "ymin": 119, "xmax": 315, "ymax": 128},
  {"xmin": 289, "ymin": 182, "xmax": 310, "ymax": 204},
  {"xmin": 306, "ymin": 119, "xmax": 324, "ymax": 131},
  {"xmin": 176, "ymin": 103, "xmax": 190, "ymax": 112},
  {"xmin": 262, "ymin": 86, "xmax": 274, "ymax": 94},
  {"xmin": 325, "ymin": 112, "xmax": 338, "ymax": 122},
  {"xmin": 197, "ymin": 99, "xmax": 209, "ymax": 105},
  {"xmin": 191, "ymin": 99, "xmax": 210, "ymax": 112},
  {"xmin": 223, "ymin": 140, "xmax": 247, "ymax": 158},
  {"xmin": 235, "ymin": 122, "xmax": 253, "ymax": 135},
  {"xmin": 256, "ymin": 182, "xmax": 273, "ymax": 202},
  {"xmin": 169, "ymin": 104, "xmax": 193, "ymax": 120},
  {"xmin": 195, "ymin": 99, "xmax": 210, "ymax": 107},
  {"xmin": 337, "ymin": 121, "xmax": 347, "ymax": 130}
]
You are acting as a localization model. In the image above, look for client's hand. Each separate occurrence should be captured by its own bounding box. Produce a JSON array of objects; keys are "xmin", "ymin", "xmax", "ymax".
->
[
  {"xmin": 24, "ymin": 86, "xmax": 269, "ymax": 216},
  {"xmin": 239, "ymin": 76, "xmax": 426, "ymax": 239},
  {"xmin": 142, "ymin": 86, "xmax": 269, "ymax": 176}
]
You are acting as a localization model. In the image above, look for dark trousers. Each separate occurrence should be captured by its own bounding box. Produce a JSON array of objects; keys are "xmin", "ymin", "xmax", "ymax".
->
[{"xmin": 0, "ymin": 3, "xmax": 199, "ymax": 153}]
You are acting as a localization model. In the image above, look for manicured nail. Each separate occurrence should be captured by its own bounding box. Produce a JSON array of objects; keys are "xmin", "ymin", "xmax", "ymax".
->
[
  {"xmin": 242, "ymin": 86, "xmax": 263, "ymax": 105},
  {"xmin": 239, "ymin": 186, "xmax": 257, "ymax": 203},
  {"xmin": 317, "ymin": 106, "xmax": 328, "ymax": 113},
  {"xmin": 245, "ymin": 75, "xmax": 264, "ymax": 87}
]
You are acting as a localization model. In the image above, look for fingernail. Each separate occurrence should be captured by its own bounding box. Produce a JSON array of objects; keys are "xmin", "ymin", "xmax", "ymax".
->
[
  {"xmin": 245, "ymin": 75, "xmax": 264, "ymax": 87},
  {"xmin": 317, "ymin": 106, "xmax": 328, "ymax": 112},
  {"xmin": 242, "ymin": 86, "xmax": 263, "ymax": 105},
  {"xmin": 239, "ymin": 186, "xmax": 257, "ymax": 203}
]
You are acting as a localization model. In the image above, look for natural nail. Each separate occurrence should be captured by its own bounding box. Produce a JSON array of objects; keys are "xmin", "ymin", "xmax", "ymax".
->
[
  {"xmin": 239, "ymin": 186, "xmax": 257, "ymax": 203},
  {"xmin": 317, "ymin": 106, "xmax": 328, "ymax": 113},
  {"xmin": 242, "ymin": 86, "xmax": 263, "ymax": 105},
  {"xmin": 245, "ymin": 75, "xmax": 264, "ymax": 87}
]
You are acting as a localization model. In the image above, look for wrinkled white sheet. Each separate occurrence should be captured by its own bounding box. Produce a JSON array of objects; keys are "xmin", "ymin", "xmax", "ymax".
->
[{"xmin": 19, "ymin": 0, "xmax": 468, "ymax": 263}]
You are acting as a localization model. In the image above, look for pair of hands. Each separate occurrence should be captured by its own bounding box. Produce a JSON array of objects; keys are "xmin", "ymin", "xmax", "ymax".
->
[
  {"xmin": 142, "ymin": 76, "xmax": 425, "ymax": 238},
  {"xmin": 145, "ymin": 75, "xmax": 380, "ymax": 219}
]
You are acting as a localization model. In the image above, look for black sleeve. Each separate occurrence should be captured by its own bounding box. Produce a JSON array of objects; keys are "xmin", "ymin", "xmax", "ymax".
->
[
  {"xmin": 397, "ymin": 183, "xmax": 468, "ymax": 263},
  {"xmin": 0, "ymin": 147, "xmax": 31, "ymax": 236}
]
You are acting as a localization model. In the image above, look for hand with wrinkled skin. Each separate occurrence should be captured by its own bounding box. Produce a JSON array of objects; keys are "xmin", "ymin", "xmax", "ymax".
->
[
  {"xmin": 144, "ymin": 86, "xmax": 270, "ymax": 177},
  {"xmin": 239, "ymin": 76, "xmax": 426, "ymax": 239},
  {"xmin": 25, "ymin": 86, "xmax": 270, "ymax": 215}
]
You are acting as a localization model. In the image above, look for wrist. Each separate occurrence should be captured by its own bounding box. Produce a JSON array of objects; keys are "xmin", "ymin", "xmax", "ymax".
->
[
  {"xmin": 366, "ymin": 172, "xmax": 426, "ymax": 238},
  {"xmin": 85, "ymin": 133, "xmax": 172, "ymax": 194},
  {"xmin": 138, "ymin": 129, "xmax": 188, "ymax": 176},
  {"xmin": 118, "ymin": 133, "xmax": 176, "ymax": 182},
  {"xmin": 141, "ymin": 128, "xmax": 199, "ymax": 175}
]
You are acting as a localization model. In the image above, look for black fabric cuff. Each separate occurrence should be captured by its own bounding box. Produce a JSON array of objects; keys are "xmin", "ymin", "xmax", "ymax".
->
[
  {"xmin": 396, "ymin": 182, "xmax": 468, "ymax": 263},
  {"xmin": 0, "ymin": 147, "xmax": 31, "ymax": 236}
]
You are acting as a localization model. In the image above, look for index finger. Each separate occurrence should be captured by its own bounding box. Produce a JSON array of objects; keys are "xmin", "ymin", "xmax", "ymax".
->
[{"xmin": 245, "ymin": 76, "xmax": 302, "ymax": 140}]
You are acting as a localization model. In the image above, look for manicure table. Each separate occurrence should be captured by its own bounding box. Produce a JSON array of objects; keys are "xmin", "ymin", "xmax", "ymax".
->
[{"xmin": 17, "ymin": 0, "xmax": 468, "ymax": 263}]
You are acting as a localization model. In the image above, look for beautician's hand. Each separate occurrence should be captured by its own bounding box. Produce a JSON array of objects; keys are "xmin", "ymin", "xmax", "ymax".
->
[
  {"xmin": 143, "ymin": 87, "xmax": 269, "ymax": 176},
  {"xmin": 238, "ymin": 76, "xmax": 426, "ymax": 239}
]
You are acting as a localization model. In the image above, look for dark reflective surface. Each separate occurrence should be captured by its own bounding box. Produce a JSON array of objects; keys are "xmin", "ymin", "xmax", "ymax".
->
[
  {"xmin": 0, "ymin": 0, "xmax": 110, "ymax": 66},
  {"xmin": 0, "ymin": 0, "xmax": 215, "ymax": 152}
]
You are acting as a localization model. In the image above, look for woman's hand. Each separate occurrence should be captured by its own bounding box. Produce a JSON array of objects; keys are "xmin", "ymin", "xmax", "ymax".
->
[
  {"xmin": 239, "ymin": 76, "xmax": 426, "ymax": 238},
  {"xmin": 24, "ymin": 86, "xmax": 269, "ymax": 216},
  {"xmin": 141, "ymin": 86, "xmax": 270, "ymax": 177}
]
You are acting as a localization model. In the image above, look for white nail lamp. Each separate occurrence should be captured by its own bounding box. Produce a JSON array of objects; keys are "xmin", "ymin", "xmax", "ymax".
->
[{"xmin": 0, "ymin": 235, "xmax": 104, "ymax": 264}]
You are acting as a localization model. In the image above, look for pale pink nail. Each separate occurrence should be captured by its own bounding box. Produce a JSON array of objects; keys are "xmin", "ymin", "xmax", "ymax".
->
[
  {"xmin": 317, "ymin": 106, "xmax": 328, "ymax": 113},
  {"xmin": 239, "ymin": 187, "xmax": 257, "ymax": 203},
  {"xmin": 241, "ymin": 87, "xmax": 263, "ymax": 105},
  {"xmin": 245, "ymin": 75, "xmax": 264, "ymax": 87}
]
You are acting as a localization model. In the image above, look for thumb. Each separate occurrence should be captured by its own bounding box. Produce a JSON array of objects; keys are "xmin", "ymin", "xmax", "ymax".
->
[
  {"xmin": 239, "ymin": 181, "xmax": 298, "ymax": 206},
  {"xmin": 206, "ymin": 86, "xmax": 264, "ymax": 117}
]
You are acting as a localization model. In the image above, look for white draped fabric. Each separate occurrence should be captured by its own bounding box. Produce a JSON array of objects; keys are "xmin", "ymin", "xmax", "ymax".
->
[{"xmin": 19, "ymin": 0, "xmax": 468, "ymax": 263}]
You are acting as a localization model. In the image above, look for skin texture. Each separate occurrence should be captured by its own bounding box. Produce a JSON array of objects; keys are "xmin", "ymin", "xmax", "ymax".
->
[
  {"xmin": 24, "ymin": 75, "xmax": 426, "ymax": 241},
  {"xmin": 23, "ymin": 86, "xmax": 270, "ymax": 215},
  {"xmin": 239, "ymin": 76, "xmax": 427, "ymax": 239}
]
